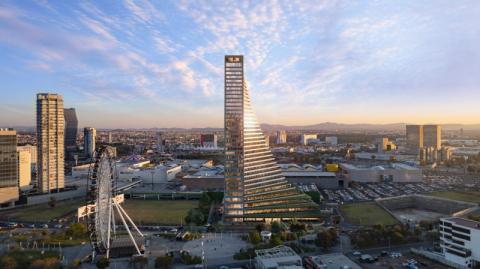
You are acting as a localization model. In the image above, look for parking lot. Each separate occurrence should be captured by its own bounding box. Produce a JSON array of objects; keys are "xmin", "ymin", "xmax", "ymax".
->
[{"xmin": 316, "ymin": 174, "xmax": 479, "ymax": 204}]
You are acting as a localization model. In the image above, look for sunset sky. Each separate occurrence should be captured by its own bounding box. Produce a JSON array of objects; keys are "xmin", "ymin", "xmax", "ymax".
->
[{"xmin": 1, "ymin": 1, "xmax": 479, "ymax": 128}]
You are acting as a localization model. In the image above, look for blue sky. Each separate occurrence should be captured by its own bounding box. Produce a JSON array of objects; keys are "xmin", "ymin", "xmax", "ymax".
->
[{"xmin": 0, "ymin": 1, "xmax": 479, "ymax": 128}]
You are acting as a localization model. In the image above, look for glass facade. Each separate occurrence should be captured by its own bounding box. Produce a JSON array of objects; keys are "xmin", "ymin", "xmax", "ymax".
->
[
  {"xmin": 224, "ymin": 55, "xmax": 320, "ymax": 222},
  {"xmin": 0, "ymin": 129, "xmax": 19, "ymax": 206}
]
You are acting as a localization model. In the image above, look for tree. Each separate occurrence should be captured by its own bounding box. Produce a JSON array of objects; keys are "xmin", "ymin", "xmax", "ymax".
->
[
  {"xmin": 185, "ymin": 209, "xmax": 205, "ymax": 225},
  {"xmin": 0, "ymin": 256, "xmax": 17, "ymax": 269},
  {"xmin": 48, "ymin": 196, "xmax": 56, "ymax": 208},
  {"xmin": 255, "ymin": 223, "xmax": 266, "ymax": 232},
  {"xmin": 269, "ymin": 235, "xmax": 283, "ymax": 247},
  {"xmin": 66, "ymin": 223, "xmax": 87, "ymax": 239},
  {"xmin": 271, "ymin": 221, "xmax": 282, "ymax": 234},
  {"xmin": 155, "ymin": 256, "xmax": 173, "ymax": 269},
  {"xmin": 249, "ymin": 231, "xmax": 261, "ymax": 245},
  {"xmin": 96, "ymin": 257, "xmax": 110, "ymax": 269}
]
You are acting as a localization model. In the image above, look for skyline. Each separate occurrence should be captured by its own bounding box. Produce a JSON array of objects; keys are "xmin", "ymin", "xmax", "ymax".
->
[{"xmin": 1, "ymin": 1, "xmax": 480, "ymax": 128}]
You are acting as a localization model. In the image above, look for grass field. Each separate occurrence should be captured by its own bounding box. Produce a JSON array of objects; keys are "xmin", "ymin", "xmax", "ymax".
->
[
  {"xmin": 122, "ymin": 199, "xmax": 198, "ymax": 225},
  {"xmin": 427, "ymin": 191, "xmax": 480, "ymax": 204},
  {"xmin": 2, "ymin": 199, "xmax": 84, "ymax": 222},
  {"xmin": 341, "ymin": 202, "xmax": 398, "ymax": 226}
]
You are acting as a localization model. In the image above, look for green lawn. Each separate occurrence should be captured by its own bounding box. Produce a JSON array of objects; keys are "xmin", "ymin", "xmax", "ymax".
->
[
  {"xmin": 427, "ymin": 191, "xmax": 480, "ymax": 204},
  {"xmin": 121, "ymin": 199, "xmax": 198, "ymax": 225},
  {"xmin": 341, "ymin": 202, "xmax": 398, "ymax": 226},
  {"xmin": 2, "ymin": 200, "xmax": 84, "ymax": 222}
]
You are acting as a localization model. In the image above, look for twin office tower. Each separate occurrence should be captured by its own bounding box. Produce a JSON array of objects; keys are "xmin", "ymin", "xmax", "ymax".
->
[{"xmin": 223, "ymin": 55, "xmax": 320, "ymax": 223}]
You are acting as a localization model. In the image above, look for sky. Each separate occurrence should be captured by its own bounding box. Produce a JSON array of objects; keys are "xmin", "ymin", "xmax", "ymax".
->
[{"xmin": 0, "ymin": 1, "xmax": 480, "ymax": 128}]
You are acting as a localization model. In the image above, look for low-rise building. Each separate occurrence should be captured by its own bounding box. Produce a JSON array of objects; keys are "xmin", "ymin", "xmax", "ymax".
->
[
  {"xmin": 278, "ymin": 164, "xmax": 341, "ymax": 188},
  {"xmin": 340, "ymin": 163, "xmax": 422, "ymax": 183},
  {"xmin": 304, "ymin": 253, "xmax": 362, "ymax": 269},
  {"xmin": 301, "ymin": 134, "xmax": 318, "ymax": 145},
  {"xmin": 325, "ymin": 136, "xmax": 338, "ymax": 146},
  {"xmin": 182, "ymin": 166, "xmax": 224, "ymax": 191},
  {"xmin": 255, "ymin": 245, "xmax": 302, "ymax": 269},
  {"xmin": 439, "ymin": 217, "xmax": 480, "ymax": 268}
]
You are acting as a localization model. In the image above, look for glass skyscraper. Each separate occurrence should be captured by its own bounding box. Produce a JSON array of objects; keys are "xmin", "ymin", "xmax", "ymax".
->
[
  {"xmin": 0, "ymin": 129, "xmax": 19, "ymax": 207},
  {"xmin": 224, "ymin": 55, "xmax": 320, "ymax": 223}
]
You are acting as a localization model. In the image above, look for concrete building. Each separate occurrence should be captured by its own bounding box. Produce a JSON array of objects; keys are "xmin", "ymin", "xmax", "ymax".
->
[
  {"xmin": 301, "ymin": 134, "xmax": 317, "ymax": 145},
  {"xmin": 200, "ymin": 134, "xmax": 217, "ymax": 148},
  {"xmin": 376, "ymin": 137, "xmax": 397, "ymax": 153},
  {"xmin": 406, "ymin": 125, "xmax": 423, "ymax": 152},
  {"xmin": 37, "ymin": 93, "xmax": 65, "ymax": 193},
  {"xmin": 325, "ymin": 136, "xmax": 338, "ymax": 145},
  {"xmin": 17, "ymin": 144, "xmax": 37, "ymax": 170},
  {"xmin": 439, "ymin": 217, "xmax": 480, "ymax": 268},
  {"xmin": 276, "ymin": 130, "xmax": 287, "ymax": 144},
  {"xmin": 156, "ymin": 131, "xmax": 163, "ymax": 152},
  {"xmin": 17, "ymin": 149, "xmax": 32, "ymax": 191},
  {"xmin": 182, "ymin": 166, "xmax": 224, "ymax": 191},
  {"xmin": 83, "ymin": 127, "xmax": 96, "ymax": 158},
  {"xmin": 424, "ymin": 124, "xmax": 442, "ymax": 150},
  {"xmin": 117, "ymin": 163, "xmax": 181, "ymax": 183},
  {"xmin": 0, "ymin": 129, "xmax": 19, "ymax": 207},
  {"xmin": 64, "ymin": 108, "xmax": 78, "ymax": 159},
  {"xmin": 278, "ymin": 164, "xmax": 341, "ymax": 188},
  {"xmin": 224, "ymin": 55, "xmax": 319, "ymax": 222},
  {"xmin": 255, "ymin": 245, "xmax": 303, "ymax": 269},
  {"xmin": 340, "ymin": 163, "xmax": 422, "ymax": 183},
  {"xmin": 71, "ymin": 163, "xmax": 93, "ymax": 179}
]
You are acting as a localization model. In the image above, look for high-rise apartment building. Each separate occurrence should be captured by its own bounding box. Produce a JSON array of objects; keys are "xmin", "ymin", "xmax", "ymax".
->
[
  {"xmin": 17, "ymin": 149, "xmax": 32, "ymax": 191},
  {"xmin": 64, "ymin": 108, "xmax": 78, "ymax": 159},
  {"xmin": 406, "ymin": 125, "xmax": 423, "ymax": 152},
  {"xmin": 37, "ymin": 93, "xmax": 65, "ymax": 193},
  {"xmin": 84, "ymin": 127, "xmax": 96, "ymax": 158},
  {"xmin": 275, "ymin": 130, "xmax": 287, "ymax": 144},
  {"xmin": 224, "ymin": 55, "xmax": 319, "ymax": 223},
  {"xmin": 423, "ymin": 124, "xmax": 442, "ymax": 150},
  {"xmin": 0, "ymin": 128, "xmax": 19, "ymax": 207}
]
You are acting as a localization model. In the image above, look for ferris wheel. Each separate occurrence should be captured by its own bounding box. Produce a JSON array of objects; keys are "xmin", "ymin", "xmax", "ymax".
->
[{"xmin": 86, "ymin": 146, "xmax": 144, "ymax": 259}]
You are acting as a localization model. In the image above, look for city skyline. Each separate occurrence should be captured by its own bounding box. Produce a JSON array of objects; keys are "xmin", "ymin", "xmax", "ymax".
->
[{"xmin": 1, "ymin": 1, "xmax": 480, "ymax": 128}]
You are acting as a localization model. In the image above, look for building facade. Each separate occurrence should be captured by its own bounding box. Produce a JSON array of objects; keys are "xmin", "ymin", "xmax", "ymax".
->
[
  {"xmin": 200, "ymin": 134, "xmax": 218, "ymax": 148},
  {"xmin": 423, "ymin": 124, "xmax": 442, "ymax": 150},
  {"xmin": 439, "ymin": 217, "xmax": 480, "ymax": 268},
  {"xmin": 37, "ymin": 93, "xmax": 65, "ymax": 193},
  {"xmin": 84, "ymin": 127, "xmax": 96, "ymax": 158},
  {"xmin": 0, "ymin": 129, "xmax": 19, "ymax": 207},
  {"xmin": 406, "ymin": 125, "xmax": 423, "ymax": 152},
  {"xmin": 275, "ymin": 130, "xmax": 287, "ymax": 144},
  {"xmin": 64, "ymin": 108, "xmax": 78, "ymax": 158},
  {"xmin": 300, "ymin": 134, "xmax": 317, "ymax": 145},
  {"xmin": 224, "ymin": 55, "xmax": 319, "ymax": 223},
  {"xmin": 17, "ymin": 149, "xmax": 31, "ymax": 191}
]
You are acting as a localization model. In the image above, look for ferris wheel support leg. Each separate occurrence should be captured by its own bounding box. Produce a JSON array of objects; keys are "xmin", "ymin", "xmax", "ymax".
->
[
  {"xmin": 106, "ymin": 197, "xmax": 113, "ymax": 259},
  {"xmin": 114, "ymin": 199, "xmax": 144, "ymax": 237},
  {"xmin": 113, "ymin": 200, "xmax": 142, "ymax": 256}
]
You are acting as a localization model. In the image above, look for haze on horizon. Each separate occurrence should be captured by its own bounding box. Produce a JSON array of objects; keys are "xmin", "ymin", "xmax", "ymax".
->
[{"xmin": 0, "ymin": 1, "xmax": 479, "ymax": 129}]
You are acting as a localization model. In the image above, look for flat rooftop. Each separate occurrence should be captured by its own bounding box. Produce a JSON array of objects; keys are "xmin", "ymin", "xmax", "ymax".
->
[
  {"xmin": 443, "ymin": 217, "xmax": 480, "ymax": 230},
  {"xmin": 309, "ymin": 253, "xmax": 362, "ymax": 269}
]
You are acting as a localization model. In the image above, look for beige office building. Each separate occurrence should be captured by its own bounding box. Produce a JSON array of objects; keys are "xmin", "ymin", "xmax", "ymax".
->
[
  {"xmin": 17, "ymin": 150, "xmax": 32, "ymax": 191},
  {"xmin": 0, "ymin": 129, "xmax": 19, "ymax": 207},
  {"xmin": 423, "ymin": 124, "xmax": 442, "ymax": 150},
  {"xmin": 406, "ymin": 125, "xmax": 423, "ymax": 152},
  {"xmin": 37, "ymin": 93, "xmax": 65, "ymax": 193}
]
